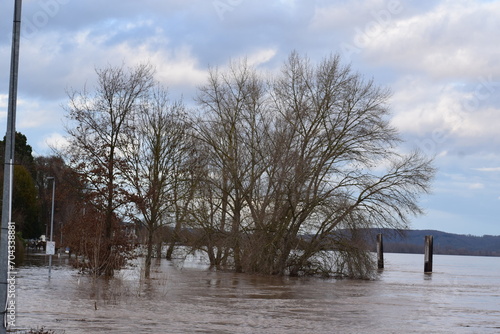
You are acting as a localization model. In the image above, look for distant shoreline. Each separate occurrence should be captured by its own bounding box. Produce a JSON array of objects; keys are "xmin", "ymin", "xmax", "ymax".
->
[{"xmin": 367, "ymin": 228, "xmax": 500, "ymax": 257}]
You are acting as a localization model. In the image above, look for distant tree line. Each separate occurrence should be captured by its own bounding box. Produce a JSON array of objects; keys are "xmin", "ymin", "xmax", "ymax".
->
[
  {"xmin": 4, "ymin": 52, "xmax": 435, "ymax": 279},
  {"xmin": 0, "ymin": 133, "xmax": 87, "ymax": 266}
]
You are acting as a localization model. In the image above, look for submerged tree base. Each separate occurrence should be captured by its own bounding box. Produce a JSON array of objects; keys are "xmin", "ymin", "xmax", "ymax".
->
[{"xmin": 184, "ymin": 239, "xmax": 378, "ymax": 280}]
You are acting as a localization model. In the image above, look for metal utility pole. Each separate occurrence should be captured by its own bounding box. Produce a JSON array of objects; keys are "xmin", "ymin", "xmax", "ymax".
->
[{"xmin": 1, "ymin": 1, "xmax": 23, "ymax": 332}]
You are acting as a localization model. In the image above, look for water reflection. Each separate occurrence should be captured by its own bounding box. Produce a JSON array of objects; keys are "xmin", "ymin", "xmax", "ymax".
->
[{"xmin": 15, "ymin": 253, "xmax": 500, "ymax": 333}]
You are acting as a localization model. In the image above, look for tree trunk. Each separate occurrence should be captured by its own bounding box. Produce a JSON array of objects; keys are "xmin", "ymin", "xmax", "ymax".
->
[
  {"xmin": 232, "ymin": 202, "xmax": 243, "ymax": 273},
  {"xmin": 166, "ymin": 221, "xmax": 181, "ymax": 260},
  {"xmin": 145, "ymin": 227, "xmax": 154, "ymax": 279},
  {"xmin": 104, "ymin": 165, "xmax": 115, "ymax": 277},
  {"xmin": 166, "ymin": 242, "xmax": 174, "ymax": 260},
  {"xmin": 156, "ymin": 241, "xmax": 162, "ymax": 259}
]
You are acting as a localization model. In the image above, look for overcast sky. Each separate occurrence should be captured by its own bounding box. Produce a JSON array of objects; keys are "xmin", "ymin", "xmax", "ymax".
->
[{"xmin": 1, "ymin": 0, "xmax": 499, "ymax": 236}]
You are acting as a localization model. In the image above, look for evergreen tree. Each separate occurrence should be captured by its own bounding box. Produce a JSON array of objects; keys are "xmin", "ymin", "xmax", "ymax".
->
[{"xmin": 0, "ymin": 132, "xmax": 39, "ymax": 238}]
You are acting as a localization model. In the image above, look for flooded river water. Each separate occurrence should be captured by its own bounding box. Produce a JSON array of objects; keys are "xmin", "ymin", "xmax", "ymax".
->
[{"xmin": 14, "ymin": 252, "xmax": 500, "ymax": 333}]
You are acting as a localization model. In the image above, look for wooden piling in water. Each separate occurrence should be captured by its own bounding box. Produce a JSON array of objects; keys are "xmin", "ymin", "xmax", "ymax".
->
[
  {"xmin": 377, "ymin": 233, "xmax": 384, "ymax": 269},
  {"xmin": 424, "ymin": 235, "xmax": 433, "ymax": 273}
]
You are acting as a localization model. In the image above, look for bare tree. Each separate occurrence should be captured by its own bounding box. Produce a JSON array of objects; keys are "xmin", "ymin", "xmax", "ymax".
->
[
  {"xmin": 192, "ymin": 52, "xmax": 434, "ymax": 278},
  {"xmin": 265, "ymin": 53, "xmax": 434, "ymax": 277},
  {"xmin": 63, "ymin": 63, "xmax": 155, "ymax": 276},
  {"xmin": 194, "ymin": 60, "xmax": 268, "ymax": 272},
  {"xmin": 121, "ymin": 86, "xmax": 191, "ymax": 278}
]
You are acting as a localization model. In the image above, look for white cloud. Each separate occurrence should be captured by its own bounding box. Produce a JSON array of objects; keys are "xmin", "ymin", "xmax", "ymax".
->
[
  {"xmin": 116, "ymin": 42, "xmax": 207, "ymax": 89},
  {"xmin": 17, "ymin": 22, "xmax": 208, "ymax": 100},
  {"xmin": 17, "ymin": 98, "xmax": 64, "ymax": 129},
  {"xmin": 391, "ymin": 79, "xmax": 465, "ymax": 135},
  {"xmin": 1, "ymin": 0, "xmax": 499, "ymax": 236},
  {"xmin": 432, "ymin": 171, "xmax": 491, "ymax": 198},
  {"xmin": 362, "ymin": 0, "xmax": 500, "ymax": 78},
  {"xmin": 0, "ymin": 94, "xmax": 7, "ymax": 119},
  {"xmin": 247, "ymin": 48, "xmax": 278, "ymax": 67},
  {"xmin": 390, "ymin": 75, "xmax": 500, "ymax": 150},
  {"xmin": 309, "ymin": 1, "xmax": 500, "ymax": 157},
  {"xmin": 475, "ymin": 167, "xmax": 500, "ymax": 172},
  {"xmin": 310, "ymin": 0, "xmax": 401, "ymax": 31},
  {"xmin": 468, "ymin": 183, "xmax": 484, "ymax": 190},
  {"xmin": 41, "ymin": 132, "xmax": 68, "ymax": 153}
]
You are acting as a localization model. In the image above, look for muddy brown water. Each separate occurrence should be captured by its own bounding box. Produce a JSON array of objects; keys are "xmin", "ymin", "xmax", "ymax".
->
[{"xmin": 13, "ymin": 252, "xmax": 500, "ymax": 333}]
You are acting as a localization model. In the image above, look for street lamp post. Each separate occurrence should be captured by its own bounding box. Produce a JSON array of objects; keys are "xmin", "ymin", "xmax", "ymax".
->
[
  {"xmin": 47, "ymin": 177, "xmax": 55, "ymax": 278},
  {"xmin": 1, "ymin": 1, "xmax": 23, "ymax": 333}
]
